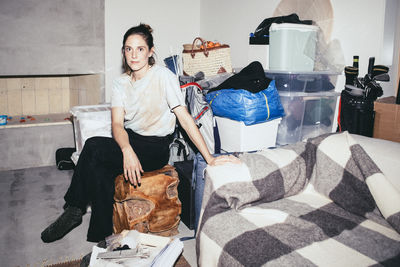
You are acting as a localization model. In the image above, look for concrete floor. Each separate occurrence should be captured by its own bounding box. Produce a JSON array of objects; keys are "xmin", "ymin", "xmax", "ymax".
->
[{"xmin": 0, "ymin": 165, "xmax": 196, "ymax": 267}]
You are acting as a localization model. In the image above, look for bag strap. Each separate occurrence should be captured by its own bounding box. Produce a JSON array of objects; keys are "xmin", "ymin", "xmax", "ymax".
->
[
  {"xmin": 180, "ymin": 82, "xmax": 203, "ymax": 90},
  {"xmin": 191, "ymin": 37, "xmax": 209, "ymax": 58},
  {"xmin": 261, "ymin": 92, "xmax": 270, "ymax": 120}
]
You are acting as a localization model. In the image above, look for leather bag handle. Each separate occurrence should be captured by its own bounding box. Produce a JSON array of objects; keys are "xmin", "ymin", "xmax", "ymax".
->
[{"xmin": 191, "ymin": 37, "xmax": 209, "ymax": 58}]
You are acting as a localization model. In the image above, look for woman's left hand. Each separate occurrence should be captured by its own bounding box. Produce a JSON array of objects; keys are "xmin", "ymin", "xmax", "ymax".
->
[
  {"xmin": 208, "ymin": 155, "xmax": 241, "ymax": 166},
  {"xmin": 122, "ymin": 146, "xmax": 143, "ymax": 186}
]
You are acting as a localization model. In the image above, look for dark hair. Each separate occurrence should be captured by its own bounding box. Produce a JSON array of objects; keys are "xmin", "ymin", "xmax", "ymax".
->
[{"xmin": 122, "ymin": 23, "xmax": 155, "ymax": 74}]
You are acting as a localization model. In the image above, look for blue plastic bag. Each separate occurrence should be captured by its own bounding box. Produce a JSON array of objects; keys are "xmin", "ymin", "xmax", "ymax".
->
[{"xmin": 205, "ymin": 80, "xmax": 285, "ymax": 125}]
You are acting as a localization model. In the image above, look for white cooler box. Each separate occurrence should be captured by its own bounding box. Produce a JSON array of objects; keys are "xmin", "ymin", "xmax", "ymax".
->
[
  {"xmin": 215, "ymin": 116, "xmax": 281, "ymax": 152},
  {"xmin": 70, "ymin": 104, "xmax": 112, "ymax": 164}
]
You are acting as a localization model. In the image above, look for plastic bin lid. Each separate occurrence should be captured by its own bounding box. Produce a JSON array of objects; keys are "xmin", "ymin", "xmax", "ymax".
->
[
  {"xmin": 70, "ymin": 104, "xmax": 111, "ymax": 116},
  {"xmin": 265, "ymin": 70, "xmax": 340, "ymax": 76},
  {"xmin": 270, "ymin": 23, "xmax": 318, "ymax": 32},
  {"xmin": 278, "ymin": 91, "xmax": 340, "ymax": 97}
]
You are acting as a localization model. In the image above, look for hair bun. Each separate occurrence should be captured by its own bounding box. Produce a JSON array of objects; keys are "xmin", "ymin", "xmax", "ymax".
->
[{"xmin": 140, "ymin": 23, "xmax": 153, "ymax": 33}]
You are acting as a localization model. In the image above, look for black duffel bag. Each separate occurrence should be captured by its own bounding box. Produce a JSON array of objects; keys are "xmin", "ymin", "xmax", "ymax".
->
[{"xmin": 56, "ymin": 147, "xmax": 76, "ymax": 170}]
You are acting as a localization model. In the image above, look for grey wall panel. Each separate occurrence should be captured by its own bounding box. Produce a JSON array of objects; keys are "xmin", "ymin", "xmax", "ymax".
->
[
  {"xmin": 0, "ymin": 124, "xmax": 75, "ymax": 171},
  {"xmin": 0, "ymin": 0, "xmax": 105, "ymax": 76}
]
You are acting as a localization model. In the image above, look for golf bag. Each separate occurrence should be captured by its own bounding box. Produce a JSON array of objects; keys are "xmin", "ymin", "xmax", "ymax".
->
[
  {"xmin": 338, "ymin": 91, "xmax": 375, "ymax": 137},
  {"xmin": 338, "ymin": 56, "xmax": 389, "ymax": 137}
]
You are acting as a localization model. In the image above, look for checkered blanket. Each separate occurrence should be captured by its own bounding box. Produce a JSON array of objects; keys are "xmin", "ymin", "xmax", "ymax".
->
[{"xmin": 196, "ymin": 132, "xmax": 400, "ymax": 266}]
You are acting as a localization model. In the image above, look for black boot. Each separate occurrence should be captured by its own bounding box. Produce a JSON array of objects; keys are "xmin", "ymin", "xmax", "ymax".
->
[{"xmin": 41, "ymin": 206, "xmax": 83, "ymax": 243}]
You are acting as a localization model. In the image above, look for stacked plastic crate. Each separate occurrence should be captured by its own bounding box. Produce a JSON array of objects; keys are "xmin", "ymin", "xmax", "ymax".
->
[
  {"xmin": 265, "ymin": 71, "xmax": 340, "ymax": 145},
  {"xmin": 266, "ymin": 23, "xmax": 340, "ymax": 146}
]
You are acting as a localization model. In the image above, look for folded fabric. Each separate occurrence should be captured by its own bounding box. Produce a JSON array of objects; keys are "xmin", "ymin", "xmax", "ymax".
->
[{"xmin": 253, "ymin": 13, "xmax": 313, "ymax": 37}]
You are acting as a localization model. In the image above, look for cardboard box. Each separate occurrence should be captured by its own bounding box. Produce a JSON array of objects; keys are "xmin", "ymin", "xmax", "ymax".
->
[
  {"xmin": 373, "ymin": 96, "xmax": 400, "ymax": 142},
  {"xmin": 215, "ymin": 116, "xmax": 281, "ymax": 152}
]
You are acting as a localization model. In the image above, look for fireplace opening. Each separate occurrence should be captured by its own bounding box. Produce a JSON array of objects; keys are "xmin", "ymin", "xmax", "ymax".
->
[{"xmin": 0, "ymin": 73, "xmax": 104, "ymax": 128}]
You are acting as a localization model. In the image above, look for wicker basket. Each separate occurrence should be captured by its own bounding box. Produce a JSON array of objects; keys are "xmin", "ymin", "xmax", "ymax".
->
[{"xmin": 182, "ymin": 37, "xmax": 232, "ymax": 77}]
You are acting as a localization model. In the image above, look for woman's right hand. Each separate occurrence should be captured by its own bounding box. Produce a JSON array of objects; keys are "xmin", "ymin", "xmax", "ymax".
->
[{"xmin": 121, "ymin": 146, "xmax": 143, "ymax": 186}]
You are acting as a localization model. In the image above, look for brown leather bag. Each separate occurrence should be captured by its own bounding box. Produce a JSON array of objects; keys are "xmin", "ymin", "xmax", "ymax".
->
[{"xmin": 112, "ymin": 165, "xmax": 181, "ymax": 236}]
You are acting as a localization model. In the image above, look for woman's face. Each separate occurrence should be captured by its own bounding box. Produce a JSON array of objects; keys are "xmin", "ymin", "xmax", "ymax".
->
[{"xmin": 123, "ymin": 34, "xmax": 153, "ymax": 73}]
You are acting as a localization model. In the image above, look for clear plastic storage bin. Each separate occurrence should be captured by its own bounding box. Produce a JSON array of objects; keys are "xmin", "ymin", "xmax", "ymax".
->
[
  {"xmin": 276, "ymin": 91, "xmax": 340, "ymax": 146},
  {"xmin": 265, "ymin": 70, "xmax": 339, "ymax": 92},
  {"xmin": 70, "ymin": 104, "xmax": 112, "ymax": 164},
  {"xmin": 269, "ymin": 23, "xmax": 318, "ymax": 71}
]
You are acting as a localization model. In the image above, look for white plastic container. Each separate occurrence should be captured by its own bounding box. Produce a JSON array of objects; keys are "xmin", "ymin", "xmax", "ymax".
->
[
  {"xmin": 70, "ymin": 104, "xmax": 112, "ymax": 164},
  {"xmin": 269, "ymin": 23, "xmax": 318, "ymax": 71},
  {"xmin": 215, "ymin": 116, "xmax": 281, "ymax": 152}
]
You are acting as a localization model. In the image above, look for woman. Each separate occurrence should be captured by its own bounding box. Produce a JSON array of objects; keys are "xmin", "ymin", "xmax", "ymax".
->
[{"xmin": 41, "ymin": 24, "xmax": 236, "ymax": 243}]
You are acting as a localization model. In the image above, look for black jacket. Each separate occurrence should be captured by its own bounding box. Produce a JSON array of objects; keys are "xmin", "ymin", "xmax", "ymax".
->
[{"xmin": 208, "ymin": 61, "xmax": 271, "ymax": 94}]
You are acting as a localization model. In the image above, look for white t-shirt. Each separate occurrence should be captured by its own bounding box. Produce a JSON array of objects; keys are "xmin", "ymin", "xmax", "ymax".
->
[{"xmin": 111, "ymin": 64, "xmax": 185, "ymax": 136}]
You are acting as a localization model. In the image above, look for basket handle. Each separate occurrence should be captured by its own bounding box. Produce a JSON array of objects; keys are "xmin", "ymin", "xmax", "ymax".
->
[{"xmin": 191, "ymin": 37, "xmax": 209, "ymax": 58}]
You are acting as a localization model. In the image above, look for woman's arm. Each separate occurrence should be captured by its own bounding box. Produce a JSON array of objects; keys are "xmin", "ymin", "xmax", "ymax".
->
[
  {"xmin": 173, "ymin": 106, "xmax": 239, "ymax": 165},
  {"xmin": 111, "ymin": 107, "xmax": 143, "ymax": 186}
]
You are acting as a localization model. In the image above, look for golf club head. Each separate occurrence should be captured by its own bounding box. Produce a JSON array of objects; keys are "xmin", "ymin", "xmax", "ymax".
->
[
  {"xmin": 374, "ymin": 73, "xmax": 390, "ymax": 82},
  {"xmin": 372, "ymin": 65, "xmax": 389, "ymax": 77},
  {"xmin": 365, "ymin": 80, "xmax": 383, "ymax": 100},
  {"xmin": 355, "ymin": 77, "xmax": 364, "ymax": 88},
  {"xmin": 363, "ymin": 73, "xmax": 372, "ymax": 86}
]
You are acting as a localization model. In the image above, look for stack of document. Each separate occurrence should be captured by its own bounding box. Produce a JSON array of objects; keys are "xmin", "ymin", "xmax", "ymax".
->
[
  {"xmin": 89, "ymin": 230, "xmax": 184, "ymax": 267},
  {"xmin": 150, "ymin": 238, "xmax": 184, "ymax": 267}
]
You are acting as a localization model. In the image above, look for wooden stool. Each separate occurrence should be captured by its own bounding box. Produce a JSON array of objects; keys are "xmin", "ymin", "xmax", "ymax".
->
[{"xmin": 112, "ymin": 165, "xmax": 182, "ymax": 236}]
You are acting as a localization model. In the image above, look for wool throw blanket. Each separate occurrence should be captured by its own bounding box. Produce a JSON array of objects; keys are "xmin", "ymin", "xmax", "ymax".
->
[{"xmin": 197, "ymin": 132, "xmax": 400, "ymax": 266}]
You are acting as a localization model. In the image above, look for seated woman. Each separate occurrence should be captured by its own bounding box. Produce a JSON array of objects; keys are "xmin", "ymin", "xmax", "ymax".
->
[{"xmin": 41, "ymin": 23, "xmax": 237, "ymax": 243}]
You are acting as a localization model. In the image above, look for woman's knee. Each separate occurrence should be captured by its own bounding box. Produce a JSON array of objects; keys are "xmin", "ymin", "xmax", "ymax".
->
[
  {"xmin": 85, "ymin": 136, "xmax": 106, "ymax": 148},
  {"xmin": 81, "ymin": 136, "xmax": 122, "ymax": 167},
  {"xmin": 81, "ymin": 136, "xmax": 114, "ymax": 157}
]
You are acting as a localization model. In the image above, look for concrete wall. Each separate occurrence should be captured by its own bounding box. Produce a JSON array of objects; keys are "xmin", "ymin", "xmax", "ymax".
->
[
  {"xmin": 0, "ymin": 0, "xmax": 105, "ymax": 76},
  {"xmin": 0, "ymin": 124, "xmax": 75, "ymax": 171}
]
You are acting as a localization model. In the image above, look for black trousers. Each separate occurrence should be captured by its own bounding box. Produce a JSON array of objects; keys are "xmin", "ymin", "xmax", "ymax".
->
[{"xmin": 64, "ymin": 129, "xmax": 172, "ymax": 242}]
